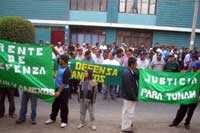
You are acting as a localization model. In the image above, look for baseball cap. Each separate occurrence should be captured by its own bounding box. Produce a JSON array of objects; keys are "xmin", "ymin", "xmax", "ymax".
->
[
  {"xmin": 168, "ymin": 52, "xmax": 174, "ymax": 57},
  {"xmin": 157, "ymin": 52, "xmax": 162, "ymax": 56}
]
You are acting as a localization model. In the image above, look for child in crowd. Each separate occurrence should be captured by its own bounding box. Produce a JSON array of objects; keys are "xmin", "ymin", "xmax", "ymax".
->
[{"xmin": 77, "ymin": 69, "xmax": 97, "ymax": 130}]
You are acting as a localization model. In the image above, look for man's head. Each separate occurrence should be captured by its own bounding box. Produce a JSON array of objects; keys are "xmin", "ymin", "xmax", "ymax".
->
[
  {"xmin": 157, "ymin": 52, "xmax": 162, "ymax": 61},
  {"xmin": 108, "ymin": 51, "xmax": 114, "ymax": 60},
  {"xmin": 84, "ymin": 50, "xmax": 92, "ymax": 60},
  {"xmin": 168, "ymin": 53, "xmax": 174, "ymax": 62},
  {"xmin": 116, "ymin": 48, "xmax": 123, "ymax": 57},
  {"xmin": 128, "ymin": 57, "xmax": 137, "ymax": 70},
  {"xmin": 140, "ymin": 51, "xmax": 147, "ymax": 60},
  {"xmin": 77, "ymin": 48, "xmax": 83, "ymax": 55},
  {"xmin": 57, "ymin": 42, "xmax": 62, "ymax": 47},
  {"xmin": 91, "ymin": 46, "xmax": 97, "ymax": 53},
  {"xmin": 95, "ymin": 49, "xmax": 101, "ymax": 57},
  {"xmin": 126, "ymin": 48, "xmax": 133, "ymax": 57},
  {"xmin": 59, "ymin": 54, "xmax": 69, "ymax": 66}
]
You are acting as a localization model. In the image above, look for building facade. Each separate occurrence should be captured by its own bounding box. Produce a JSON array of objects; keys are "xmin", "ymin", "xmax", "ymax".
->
[{"xmin": 0, "ymin": 0, "xmax": 199, "ymax": 48}]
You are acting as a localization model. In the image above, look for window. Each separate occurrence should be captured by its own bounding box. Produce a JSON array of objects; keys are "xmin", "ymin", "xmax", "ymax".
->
[
  {"xmin": 141, "ymin": 0, "xmax": 149, "ymax": 14},
  {"xmin": 119, "ymin": 0, "xmax": 126, "ymax": 12},
  {"xmin": 77, "ymin": 0, "xmax": 85, "ymax": 10},
  {"xmin": 119, "ymin": 0, "xmax": 156, "ymax": 15},
  {"xmin": 85, "ymin": 0, "xmax": 93, "ymax": 10},
  {"xmin": 100, "ymin": 0, "xmax": 107, "ymax": 11},
  {"xmin": 150, "ymin": 0, "xmax": 156, "ymax": 14},
  {"xmin": 126, "ymin": 0, "xmax": 133, "ymax": 13},
  {"xmin": 70, "ymin": 0, "xmax": 77, "ymax": 10},
  {"xmin": 93, "ymin": 0, "xmax": 100, "ymax": 11},
  {"xmin": 117, "ymin": 30, "xmax": 153, "ymax": 48},
  {"xmin": 71, "ymin": 34, "xmax": 77, "ymax": 43},
  {"xmin": 70, "ymin": 0, "xmax": 107, "ymax": 12},
  {"xmin": 70, "ymin": 27, "xmax": 106, "ymax": 45}
]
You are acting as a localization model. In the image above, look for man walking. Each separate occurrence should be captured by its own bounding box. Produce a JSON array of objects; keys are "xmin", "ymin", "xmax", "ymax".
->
[{"xmin": 121, "ymin": 57, "xmax": 139, "ymax": 133}]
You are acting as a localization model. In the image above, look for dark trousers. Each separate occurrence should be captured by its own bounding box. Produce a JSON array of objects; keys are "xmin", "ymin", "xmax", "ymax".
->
[
  {"xmin": 0, "ymin": 88, "xmax": 15, "ymax": 116},
  {"xmin": 173, "ymin": 103, "xmax": 197, "ymax": 126},
  {"xmin": 19, "ymin": 92, "xmax": 37, "ymax": 121},
  {"xmin": 50, "ymin": 89, "xmax": 69, "ymax": 123},
  {"xmin": 97, "ymin": 83, "xmax": 102, "ymax": 93}
]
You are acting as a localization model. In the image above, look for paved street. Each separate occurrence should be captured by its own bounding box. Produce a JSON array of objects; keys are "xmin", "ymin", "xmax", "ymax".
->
[{"xmin": 0, "ymin": 94, "xmax": 200, "ymax": 133}]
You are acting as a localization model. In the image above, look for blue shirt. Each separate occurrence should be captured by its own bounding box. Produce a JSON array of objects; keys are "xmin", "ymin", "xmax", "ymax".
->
[{"xmin": 55, "ymin": 66, "xmax": 69, "ymax": 90}]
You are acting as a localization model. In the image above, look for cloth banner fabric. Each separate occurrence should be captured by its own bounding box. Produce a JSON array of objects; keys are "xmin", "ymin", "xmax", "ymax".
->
[
  {"xmin": 69, "ymin": 59, "xmax": 124, "ymax": 86},
  {"xmin": 139, "ymin": 69, "xmax": 200, "ymax": 104},
  {"xmin": 0, "ymin": 40, "xmax": 55, "ymax": 103}
]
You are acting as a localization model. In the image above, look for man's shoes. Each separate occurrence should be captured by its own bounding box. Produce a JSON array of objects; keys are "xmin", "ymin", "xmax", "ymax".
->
[
  {"xmin": 77, "ymin": 123, "xmax": 86, "ymax": 129},
  {"xmin": 121, "ymin": 130, "xmax": 134, "ymax": 133},
  {"xmin": 60, "ymin": 123, "xmax": 67, "ymax": 128},
  {"xmin": 168, "ymin": 123, "xmax": 177, "ymax": 127},
  {"xmin": 45, "ymin": 119, "xmax": 55, "ymax": 124},
  {"xmin": 184, "ymin": 125, "xmax": 190, "ymax": 130},
  {"xmin": 9, "ymin": 114, "xmax": 17, "ymax": 118},
  {"xmin": 31, "ymin": 120, "xmax": 37, "ymax": 125},
  {"xmin": 16, "ymin": 119, "xmax": 25, "ymax": 124},
  {"xmin": 91, "ymin": 125, "xmax": 97, "ymax": 130}
]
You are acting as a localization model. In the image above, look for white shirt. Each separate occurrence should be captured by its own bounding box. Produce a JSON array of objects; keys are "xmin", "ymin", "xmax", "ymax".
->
[
  {"xmin": 114, "ymin": 55, "xmax": 123, "ymax": 66},
  {"xmin": 93, "ymin": 55, "xmax": 104, "ymax": 64},
  {"xmin": 137, "ymin": 58, "xmax": 150, "ymax": 69},
  {"xmin": 99, "ymin": 45, "xmax": 107, "ymax": 50},
  {"xmin": 150, "ymin": 59, "xmax": 165, "ymax": 71},
  {"xmin": 52, "ymin": 46, "xmax": 64, "ymax": 59},
  {"xmin": 76, "ymin": 55, "xmax": 84, "ymax": 61},
  {"xmin": 184, "ymin": 53, "xmax": 191, "ymax": 67},
  {"xmin": 103, "ymin": 59, "xmax": 120, "ymax": 66}
]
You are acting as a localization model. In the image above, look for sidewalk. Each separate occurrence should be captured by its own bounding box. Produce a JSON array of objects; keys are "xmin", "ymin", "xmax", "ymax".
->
[{"xmin": 0, "ymin": 94, "xmax": 199, "ymax": 133}]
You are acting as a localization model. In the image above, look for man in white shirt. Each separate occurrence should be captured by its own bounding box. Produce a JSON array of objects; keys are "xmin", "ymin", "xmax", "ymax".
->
[
  {"xmin": 184, "ymin": 51, "xmax": 192, "ymax": 69},
  {"xmin": 137, "ymin": 51, "xmax": 150, "ymax": 69},
  {"xmin": 102, "ymin": 51, "xmax": 120, "ymax": 100},
  {"xmin": 76, "ymin": 48, "xmax": 84, "ymax": 61},
  {"xmin": 93, "ymin": 49, "xmax": 104, "ymax": 64},
  {"xmin": 150, "ymin": 52, "xmax": 165, "ymax": 71},
  {"xmin": 91, "ymin": 46, "xmax": 97, "ymax": 61},
  {"xmin": 114, "ymin": 48, "xmax": 124, "ymax": 66}
]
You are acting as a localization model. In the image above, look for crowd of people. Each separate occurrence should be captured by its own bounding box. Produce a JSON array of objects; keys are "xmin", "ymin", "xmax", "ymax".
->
[{"xmin": 0, "ymin": 41, "xmax": 200, "ymax": 133}]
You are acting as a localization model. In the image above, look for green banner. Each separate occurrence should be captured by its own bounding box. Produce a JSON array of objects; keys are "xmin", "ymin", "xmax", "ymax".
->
[
  {"xmin": 69, "ymin": 59, "xmax": 124, "ymax": 86},
  {"xmin": 139, "ymin": 69, "xmax": 200, "ymax": 104},
  {"xmin": 0, "ymin": 40, "xmax": 55, "ymax": 103}
]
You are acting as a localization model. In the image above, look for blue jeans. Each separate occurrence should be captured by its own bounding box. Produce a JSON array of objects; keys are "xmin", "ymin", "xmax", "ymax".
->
[
  {"xmin": 102, "ymin": 84, "xmax": 115, "ymax": 97},
  {"xmin": 19, "ymin": 92, "xmax": 37, "ymax": 121}
]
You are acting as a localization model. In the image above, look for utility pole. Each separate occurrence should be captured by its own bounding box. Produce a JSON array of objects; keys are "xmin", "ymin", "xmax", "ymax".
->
[{"xmin": 190, "ymin": 0, "xmax": 199, "ymax": 50}]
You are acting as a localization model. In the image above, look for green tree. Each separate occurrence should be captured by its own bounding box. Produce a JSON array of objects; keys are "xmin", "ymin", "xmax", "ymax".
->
[{"xmin": 0, "ymin": 16, "xmax": 35, "ymax": 43}]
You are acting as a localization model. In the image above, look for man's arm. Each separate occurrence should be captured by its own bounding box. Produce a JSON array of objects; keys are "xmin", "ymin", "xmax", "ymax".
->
[{"xmin": 51, "ymin": 45, "xmax": 60, "ymax": 57}]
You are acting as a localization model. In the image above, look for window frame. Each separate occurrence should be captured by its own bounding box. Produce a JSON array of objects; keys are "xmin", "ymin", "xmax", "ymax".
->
[
  {"xmin": 70, "ymin": 0, "xmax": 107, "ymax": 12},
  {"xmin": 118, "ymin": 0, "xmax": 157, "ymax": 15}
]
